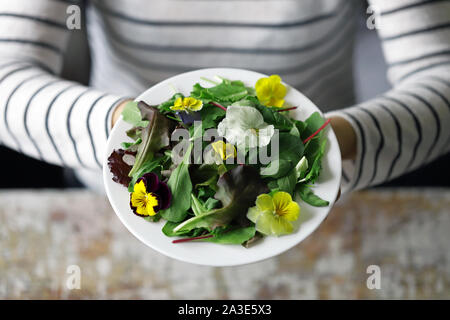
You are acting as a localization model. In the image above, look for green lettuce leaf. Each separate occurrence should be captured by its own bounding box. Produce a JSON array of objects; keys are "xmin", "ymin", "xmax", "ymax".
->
[
  {"xmin": 260, "ymin": 132, "xmax": 304, "ymax": 178},
  {"xmin": 191, "ymin": 79, "xmax": 251, "ymax": 104},
  {"xmin": 301, "ymin": 112, "xmax": 328, "ymax": 184},
  {"xmin": 121, "ymin": 138, "xmax": 142, "ymax": 150},
  {"xmin": 121, "ymin": 101, "xmax": 149, "ymax": 127},
  {"xmin": 271, "ymin": 169, "xmax": 297, "ymax": 196},
  {"xmin": 203, "ymin": 226, "xmax": 256, "ymax": 244},
  {"xmin": 199, "ymin": 105, "xmax": 226, "ymax": 130},
  {"xmin": 302, "ymin": 139, "xmax": 327, "ymax": 184},
  {"xmin": 296, "ymin": 184, "xmax": 329, "ymax": 207},
  {"xmin": 173, "ymin": 165, "xmax": 268, "ymax": 233},
  {"xmin": 253, "ymin": 103, "xmax": 293, "ymax": 131},
  {"xmin": 160, "ymin": 143, "xmax": 193, "ymax": 223},
  {"xmin": 301, "ymin": 112, "xmax": 325, "ymax": 141}
]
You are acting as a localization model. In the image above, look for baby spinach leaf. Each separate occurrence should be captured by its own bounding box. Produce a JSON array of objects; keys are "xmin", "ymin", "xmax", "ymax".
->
[
  {"xmin": 253, "ymin": 103, "xmax": 293, "ymax": 131},
  {"xmin": 128, "ymin": 102, "xmax": 175, "ymax": 177},
  {"xmin": 173, "ymin": 165, "xmax": 268, "ymax": 233},
  {"xmin": 199, "ymin": 105, "xmax": 226, "ymax": 130},
  {"xmin": 260, "ymin": 132, "xmax": 304, "ymax": 179},
  {"xmin": 160, "ymin": 144, "xmax": 193, "ymax": 222},
  {"xmin": 301, "ymin": 112, "xmax": 325, "ymax": 141},
  {"xmin": 296, "ymin": 184, "xmax": 329, "ymax": 207},
  {"xmin": 292, "ymin": 119, "xmax": 307, "ymax": 137},
  {"xmin": 144, "ymin": 214, "xmax": 161, "ymax": 223},
  {"xmin": 260, "ymin": 159, "xmax": 292, "ymax": 178},
  {"xmin": 279, "ymin": 132, "xmax": 304, "ymax": 164},
  {"xmin": 191, "ymin": 79, "xmax": 250, "ymax": 104},
  {"xmin": 203, "ymin": 226, "xmax": 256, "ymax": 245},
  {"xmin": 303, "ymin": 138, "xmax": 327, "ymax": 184},
  {"xmin": 301, "ymin": 112, "xmax": 328, "ymax": 184},
  {"xmin": 162, "ymin": 221, "xmax": 194, "ymax": 237},
  {"xmin": 273, "ymin": 169, "xmax": 297, "ymax": 196}
]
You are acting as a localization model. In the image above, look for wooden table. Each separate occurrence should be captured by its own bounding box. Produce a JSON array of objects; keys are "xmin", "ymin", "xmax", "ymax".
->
[{"xmin": 0, "ymin": 189, "xmax": 449, "ymax": 299}]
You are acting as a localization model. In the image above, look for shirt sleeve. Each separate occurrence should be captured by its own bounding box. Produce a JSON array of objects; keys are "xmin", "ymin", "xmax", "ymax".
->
[
  {"xmin": 326, "ymin": 0, "xmax": 450, "ymax": 193},
  {"xmin": 0, "ymin": 0, "xmax": 128, "ymax": 170}
]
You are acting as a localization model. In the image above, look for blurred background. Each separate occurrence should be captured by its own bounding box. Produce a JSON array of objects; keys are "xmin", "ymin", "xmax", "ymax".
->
[{"xmin": 0, "ymin": 1, "xmax": 448, "ymax": 300}]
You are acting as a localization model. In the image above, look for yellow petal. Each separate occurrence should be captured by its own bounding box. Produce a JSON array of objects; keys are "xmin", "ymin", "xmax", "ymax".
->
[
  {"xmin": 255, "ymin": 75, "xmax": 286, "ymax": 107},
  {"xmin": 273, "ymin": 83, "xmax": 287, "ymax": 100},
  {"xmin": 255, "ymin": 78, "xmax": 272, "ymax": 101},
  {"xmin": 170, "ymin": 97, "xmax": 186, "ymax": 111},
  {"xmin": 282, "ymin": 202, "xmax": 300, "ymax": 221},
  {"xmin": 135, "ymin": 205, "xmax": 147, "ymax": 216},
  {"xmin": 174, "ymin": 97, "xmax": 183, "ymax": 106},
  {"xmin": 255, "ymin": 210, "xmax": 276, "ymax": 236},
  {"xmin": 211, "ymin": 141, "xmax": 236, "ymax": 160},
  {"xmin": 255, "ymin": 194, "xmax": 274, "ymax": 212},
  {"xmin": 145, "ymin": 193, "xmax": 159, "ymax": 216},
  {"xmin": 272, "ymin": 191, "xmax": 300, "ymax": 221},
  {"xmin": 211, "ymin": 141, "xmax": 226, "ymax": 159},
  {"xmin": 270, "ymin": 216, "xmax": 294, "ymax": 236},
  {"xmin": 272, "ymin": 191, "xmax": 293, "ymax": 212},
  {"xmin": 255, "ymin": 77, "xmax": 268, "ymax": 91},
  {"xmin": 183, "ymin": 97, "xmax": 194, "ymax": 106},
  {"xmin": 187, "ymin": 98, "xmax": 203, "ymax": 111},
  {"xmin": 269, "ymin": 74, "xmax": 282, "ymax": 84},
  {"xmin": 131, "ymin": 192, "xmax": 146, "ymax": 208},
  {"xmin": 133, "ymin": 180, "xmax": 146, "ymax": 194},
  {"xmin": 270, "ymin": 98, "xmax": 285, "ymax": 108},
  {"xmin": 246, "ymin": 206, "xmax": 260, "ymax": 223},
  {"xmin": 224, "ymin": 143, "xmax": 236, "ymax": 159}
]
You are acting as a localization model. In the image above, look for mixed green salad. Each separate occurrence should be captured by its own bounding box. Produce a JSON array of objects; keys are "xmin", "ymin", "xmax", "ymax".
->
[{"xmin": 108, "ymin": 75, "xmax": 330, "ymax": 247}]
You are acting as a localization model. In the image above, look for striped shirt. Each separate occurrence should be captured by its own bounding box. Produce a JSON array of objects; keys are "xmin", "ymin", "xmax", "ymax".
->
[{"xmin": 0, "ymin": 0, "xmax": 449, "ymax": 193}]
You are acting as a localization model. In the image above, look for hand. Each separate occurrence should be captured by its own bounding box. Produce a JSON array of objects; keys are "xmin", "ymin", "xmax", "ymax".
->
[
  {"xmin": 328, "ymin": 116, "xmax": 357, "ymax": 161},
  {"xmin": 328, "ymin": 116, "xmax": 357, "ymax": 203},
  {"xmin": 111, "ymin": 99, "xmax": 133, "ymax": 128}
]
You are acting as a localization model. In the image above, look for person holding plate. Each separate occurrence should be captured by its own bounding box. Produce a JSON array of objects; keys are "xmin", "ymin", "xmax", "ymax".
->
[{"xmin": 0, "ymin": 0, "xmax": 448, "ymax": 195}]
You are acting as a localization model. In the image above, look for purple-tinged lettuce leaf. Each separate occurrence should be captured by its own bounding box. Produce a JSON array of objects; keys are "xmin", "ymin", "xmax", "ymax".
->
[
  {"xmin": 128, "ymin": 102, "xmax": 176, "ymax": 177},
  {"xmin": 108, "ymin": 149, "xmax": 133, "ymax": 187}
]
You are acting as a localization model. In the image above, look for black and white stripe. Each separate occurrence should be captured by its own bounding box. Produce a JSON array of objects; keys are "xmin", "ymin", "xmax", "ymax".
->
[{"xmin": 0, "ymin": 0, "xmax": 449, "ymax": 192}]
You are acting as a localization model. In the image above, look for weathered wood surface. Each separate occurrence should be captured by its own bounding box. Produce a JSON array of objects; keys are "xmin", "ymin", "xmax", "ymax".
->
[{"xmin": 0, "ymin": 189, "xmax": 448, "ymax": 299}]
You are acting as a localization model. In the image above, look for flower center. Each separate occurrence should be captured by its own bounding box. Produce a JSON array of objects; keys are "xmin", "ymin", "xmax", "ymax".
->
[
  {"xmin": 249, "ymin": 128, "xmax": 259, "ymax": 136},
  {"xmin": 274, "ymin": 205, "xmax": 288, "ymax": 217},
  {"xmin": 144, "ymin": 192, "xmax": 158, "ymax": 208}
]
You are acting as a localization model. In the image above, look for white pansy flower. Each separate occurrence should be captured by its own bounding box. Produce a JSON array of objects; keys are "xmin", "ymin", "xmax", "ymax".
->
[{"xmin": 217, "ymin": 105, "xmax": 275, "ymax": 148}]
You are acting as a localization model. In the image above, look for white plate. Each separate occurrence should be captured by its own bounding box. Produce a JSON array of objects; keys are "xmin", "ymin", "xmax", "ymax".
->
[{"xmin": 103, "ymin": 68, "xmax": 341, "ymax": 267}]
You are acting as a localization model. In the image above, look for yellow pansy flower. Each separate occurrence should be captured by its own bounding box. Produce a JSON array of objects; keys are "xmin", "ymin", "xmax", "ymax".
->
[
  {"xmin": 255, "ymin": 75, "xmax": 287, "ymax": 108},
  {"xmin": 211, "ymin": 140, "xmax": 236, "ymax": 160},
  {"xmin": 170, "ymin": 97, "xmax": 203, "ymax": 112},
  {"xmin": 130, "ymin": 180, "xmax": 159, "ymax": 216},
  {"xmin": 247, "ymin": 191, "xmax": 300, "ymax": 236}
]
